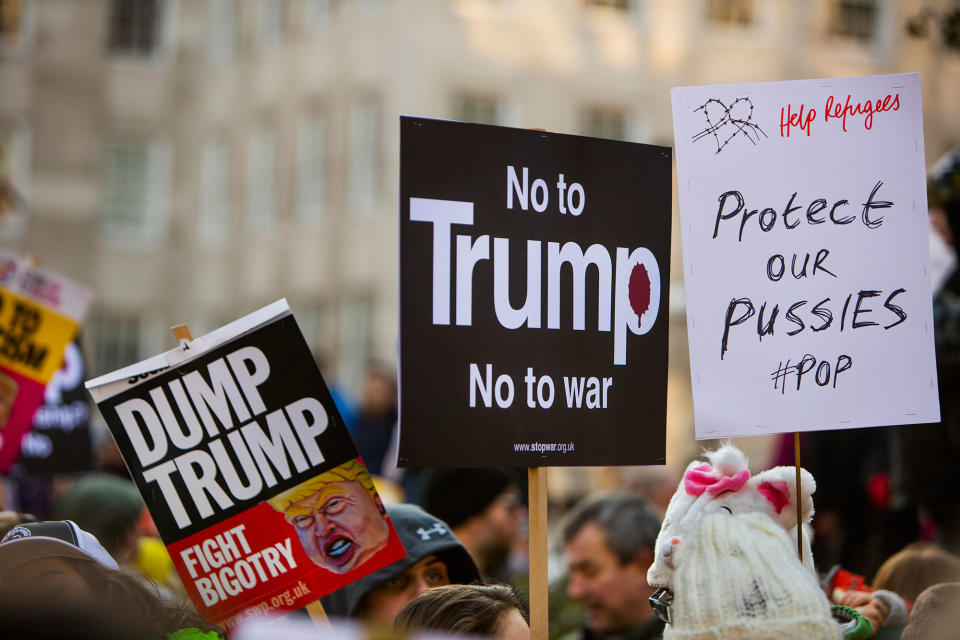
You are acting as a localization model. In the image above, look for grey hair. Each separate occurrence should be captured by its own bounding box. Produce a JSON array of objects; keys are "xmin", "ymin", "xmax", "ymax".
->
[{"xmin": 561, "ymin": 493, "xmax": 661, "ymax": 565}]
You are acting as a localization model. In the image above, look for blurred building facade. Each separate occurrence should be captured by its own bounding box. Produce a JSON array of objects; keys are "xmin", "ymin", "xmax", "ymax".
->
[{"xmin": 1, "ymin": 0, "xmax": 958, "ymax": 467}]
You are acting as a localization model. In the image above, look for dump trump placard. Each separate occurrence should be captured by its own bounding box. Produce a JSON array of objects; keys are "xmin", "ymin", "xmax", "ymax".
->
[
  {"xmin": 399, "ymin": 117, "xmax": 672, "ymax": 467},
  {"xmin": 86, "ymin": 300, "xmax": 405, "ymax": 628},
  {"xmin": 672, "ymin": 73, "xmax": 939, "ymax": 439},
  {"xmin": 0, "ymin": 251, "xmax": 91, "ymax": 473}
]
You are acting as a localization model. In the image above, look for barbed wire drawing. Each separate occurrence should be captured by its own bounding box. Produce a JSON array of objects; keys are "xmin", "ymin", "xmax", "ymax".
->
[{"xmin": 692, "ymin": 97, "xmax": 767, "ymax": 154}]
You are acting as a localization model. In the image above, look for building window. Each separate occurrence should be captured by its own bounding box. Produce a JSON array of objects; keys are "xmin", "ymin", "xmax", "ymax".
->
[
  {"xmin": 829, "ymin": 0, "xmax": 877, "ymax": 42},
  {"xmin": 453, "ymin": 93, "xmax": 501, "ymax": 126},
  {"xmin": 295, "ymin": 306, "xmax": 331, "ymax": 355},
  {"xmin": 705, "ymin": 0, "xmax": 754, "ymax": 25},
  {"xmin": 304, "ymin": 0, "xmax": 335, "ymax": 29},
  {"xmin": 198, "ymin": 142, "xmax": 230, "ymax": 246},
  {"xmin": 101, "ymin": 138, "xmax": 170, "ymax": 245},
  {"xmin": 0, "ymin": 127, "xmax": 29, "ymax": 238},
  {"xmin": 297, "ymin": 114, "xmax": 327, "ymax": 224},
  {"xmin": 337, "ymin": 298, "xmax": 373, "ymax": 398},
  {"xmin": 584, "ymin": 0, "xmax": 631, "ymax": 10},
  {"xmin": 94, "ymin": 315, "xmax": 142, "ymax": 376},
  {"xmin": 109, "ymin": 0, "xmax": 163, "ymax": 56},
  {"xmin": 103, "ymin": 141, "xmax": 148, "ymax": 230},
  {"xmin": 208, "ymin": 0, "xmax": 236, "ymax": 64},
  {"xmin": 356, "ymin": 0, "xmax": 382, "ymax": 14},
  {"xmin": 247, "ymin": 127, "xmax": 276, "ymax": 230},
  {"xmin": 582, "ymin": 106, "xmax": 627, "ymax": 141},
  {"xmin": 348, "ymin": 97, "xmax": 381, "ymax": 214},
  {"xmin": 259, "ymin": 0, "xmax": 287, "ymax": 46}
]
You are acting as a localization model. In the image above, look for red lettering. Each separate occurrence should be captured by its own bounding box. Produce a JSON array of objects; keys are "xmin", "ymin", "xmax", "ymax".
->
[
  {"xmin": 841, "ymin": 94, "xmax": 852, "ymax": 132},
  {"xmin": 823, "ymin": 92, "xmax": 901, "ymax": 132},
  {"xmin": 780, "ymin": 103, "xmax": 815, "ymax": 137}
]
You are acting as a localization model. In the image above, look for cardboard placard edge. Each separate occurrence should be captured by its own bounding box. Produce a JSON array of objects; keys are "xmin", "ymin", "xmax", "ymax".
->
[{"xmin": 85, "ymin": 299, "xmax": 291, "ymax": 399}]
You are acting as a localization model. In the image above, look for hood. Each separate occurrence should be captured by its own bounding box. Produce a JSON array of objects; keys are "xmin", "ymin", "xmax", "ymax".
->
[{"xmin": 320, "ymin": 503, "xmax": 480, "ymax": 619}]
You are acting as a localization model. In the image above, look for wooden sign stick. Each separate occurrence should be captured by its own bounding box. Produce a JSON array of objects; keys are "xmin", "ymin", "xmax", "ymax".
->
[
  {"xmin": 171, "ymin": 324, "xmax": 193, "ymax": 347},
  {"xmin": 794, "ymin": 432, "xmax": 803, "ymax": 563},
  {"xmin": 528, "ymin": 467, "xmax": 549, "ymax": 639},
  {"xmin": 304, "ymin": 600, "xmax": 331, "ymax": 627},
  {"xmin": 525, "ymin": 128, "xmax": 550, "ymax": 639}
]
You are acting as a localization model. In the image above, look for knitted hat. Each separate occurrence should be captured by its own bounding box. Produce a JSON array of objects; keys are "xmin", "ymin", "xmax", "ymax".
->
[
  {"xmin": 422, "ymin": 468, "xmax": 513, "ymax": 529},
  {"xmin": 320, "ymin": 504, "xmax": 481, "ymax": 618},
  {"xmin": 665, "ymin": 511, "xmax": 841, "ymax": 639},
  {"xmin": 54, "ymin": 474, "xmax": 144, "ymax": 556},
  {"xmin": 649, "ymin": 444, "xmax": 817, "ymax": 590}
]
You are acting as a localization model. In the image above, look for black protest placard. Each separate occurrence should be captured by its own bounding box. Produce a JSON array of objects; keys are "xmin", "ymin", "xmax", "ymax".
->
[
  {"xmin": 91, "ymin": 313, "xmax": 359, "ymax": 541},
  {"xmin": 13, "ymin": 340, "xmax": 93, "ymax": 476},
  {"xmin": 86, "ymin": 303, "xmax": 406, "ymax": 626},
  {"xmin": 399, "ymin": 117, "xmax": 672, "ymax": 467}
]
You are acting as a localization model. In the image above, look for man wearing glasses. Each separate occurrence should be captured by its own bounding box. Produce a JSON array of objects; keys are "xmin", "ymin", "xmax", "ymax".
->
[{"xmin": 562, "ymin": 494, "xmax": 664, "ymax": 639}]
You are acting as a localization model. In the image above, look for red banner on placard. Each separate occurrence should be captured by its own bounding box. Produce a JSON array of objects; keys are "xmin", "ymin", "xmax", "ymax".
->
[{"xmin": 168, "ymin": 493, "xmax": 405, "ymax": 628}]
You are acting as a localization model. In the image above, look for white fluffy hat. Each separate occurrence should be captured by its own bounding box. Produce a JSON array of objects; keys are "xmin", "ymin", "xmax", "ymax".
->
[
  {"xmin": 649, "ymin": 444, "xmax": 817, "ymax": 590},
  {"xmin": 664, "ymin": 511, "xmax": 841, "ymax": 639}
]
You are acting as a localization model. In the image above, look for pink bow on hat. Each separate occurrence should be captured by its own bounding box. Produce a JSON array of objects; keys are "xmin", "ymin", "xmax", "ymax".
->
[{"xmin": 684, "ymin": 464, "xmax": 751, "ymax": 497}]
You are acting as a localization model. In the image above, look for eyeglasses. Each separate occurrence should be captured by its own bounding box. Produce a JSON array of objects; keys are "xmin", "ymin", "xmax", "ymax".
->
[{"xmin": 649, "ymin": 587, "xmax": 673, "ymax": 625}]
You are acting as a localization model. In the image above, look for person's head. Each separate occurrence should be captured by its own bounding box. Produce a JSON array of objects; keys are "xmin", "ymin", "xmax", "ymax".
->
[
  {"xmin": 267, "ymin": 460, "xmax": 389, "ymax": 574},
  {"xmin": 902, "ymin": 582, "xmax": 960, "ymax": 640},
  {"xmin": 0, "ymin": 520, "xmax": 219, "ymax": 637},
  {"xmin": 360, "ymin": 553, "xmax": 452, "ymax": 628},
  {"xmin": 362, "ymin": 364, "xmax": 396, "ymax": 416},
  {"xmin": 320, "ymin": 503, "xmax": 481, "ymax": 627},
  {"xmin": 53, "ymin": 474, "xmax": 144, "ymax": 562},
  {"xmin": 423, "ymin": 468, "xmax": 525, "ymax": 573},
  {"xmin": 562, "ymin": 493, "xmax": 662, "ymax": 634},
  {"xmin": 872, "ymin": 541, "xmax": 960, "ymax": 604},
  {"xmin": 394, "ymin": 584, "xmax": 529, "ymax": 639},
  {"xmin": 929, "ymin": 147, "xmax": 960, "ymax": 255}
]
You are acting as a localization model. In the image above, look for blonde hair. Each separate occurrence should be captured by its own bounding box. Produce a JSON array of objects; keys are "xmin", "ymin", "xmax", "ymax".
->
[
  {"xmin": 266, "ymin": 459, "xmax": 377, "ymax": 514},
  {"xmin": 873, "ymin": 542, "xmax": 960, "ymax": 603}
]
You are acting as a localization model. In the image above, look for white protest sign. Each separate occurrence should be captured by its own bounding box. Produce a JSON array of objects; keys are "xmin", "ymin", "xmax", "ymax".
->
[{"xmin": 673, "ymin": 73, "xmax": 940, "ymax": 439}]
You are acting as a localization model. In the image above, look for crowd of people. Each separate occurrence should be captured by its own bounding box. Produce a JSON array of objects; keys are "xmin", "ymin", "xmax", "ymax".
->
[
  {"xmin": 4, "ymin": 445, "xmax": 960, "ymax": 638},
  {"xmin": 3, "ymin": 341, "xmax": 960, "ymax": 640}
]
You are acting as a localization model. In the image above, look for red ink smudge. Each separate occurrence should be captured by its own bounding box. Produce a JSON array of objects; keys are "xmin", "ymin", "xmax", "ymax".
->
[{"xmin": 628, "ymin": 263, "xmax": 651, "ymax": 322}]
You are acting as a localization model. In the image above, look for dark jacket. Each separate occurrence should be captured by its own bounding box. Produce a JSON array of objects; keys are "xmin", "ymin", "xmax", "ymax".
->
[
  {"xmin": 578, "ymin": 618, "xmax": 664, "ymax": 640},
  {"xmin": 320, "ymin": 503, "xmax": 481, "ymax": 618}
]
